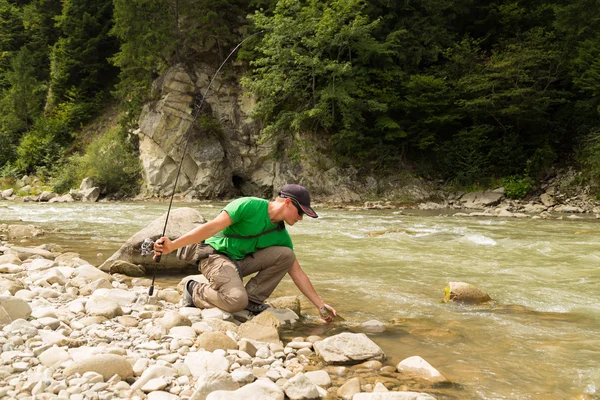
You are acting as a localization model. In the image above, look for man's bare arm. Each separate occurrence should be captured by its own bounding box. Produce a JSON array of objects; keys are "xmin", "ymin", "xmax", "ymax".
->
[
  {"xmin": 154, "ymin": 211, "xmax": 233, "ymax": 257},
  {"xmin": 288, "ymin": 259, "xmax": 337, "ymax": 322}
]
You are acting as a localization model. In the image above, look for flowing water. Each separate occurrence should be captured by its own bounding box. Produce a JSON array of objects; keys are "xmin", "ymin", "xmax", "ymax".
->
[{"xmin": 1, "ymin": 201, "xmax": 599, "ymax": 399}]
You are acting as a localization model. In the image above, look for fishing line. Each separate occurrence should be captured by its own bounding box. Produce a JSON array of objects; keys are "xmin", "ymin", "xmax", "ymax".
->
[{"xmin": 147, "ymin": 31, "xmax": 265, "ymax": 296}]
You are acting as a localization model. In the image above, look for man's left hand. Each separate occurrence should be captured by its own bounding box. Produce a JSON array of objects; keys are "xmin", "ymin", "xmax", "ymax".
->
[{"xmin": 319, "ymin": 304, "xmax": 337, "ymax": 322}]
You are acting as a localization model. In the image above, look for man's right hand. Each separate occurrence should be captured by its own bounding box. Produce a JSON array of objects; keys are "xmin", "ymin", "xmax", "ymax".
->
[{"xmin": 153, "ymin": 236, "xmax": 172, "ymax": 260}]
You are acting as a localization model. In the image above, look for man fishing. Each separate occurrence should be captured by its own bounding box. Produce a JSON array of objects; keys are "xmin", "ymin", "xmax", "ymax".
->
[{"xmin": 153, "ymin": 183, "xmax": 337, "ymax": 322}]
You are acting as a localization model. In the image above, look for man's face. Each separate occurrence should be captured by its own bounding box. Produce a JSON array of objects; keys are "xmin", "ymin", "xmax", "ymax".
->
[{"xmin": 284, "ymin": 197, "xmax": 304, "ymax": 225}]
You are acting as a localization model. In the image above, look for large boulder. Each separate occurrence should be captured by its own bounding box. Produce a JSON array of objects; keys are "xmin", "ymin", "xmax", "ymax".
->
[
  {"xmin": 314, "ymin": 332, "xmax": 385, "ymax": 364},
  {"xmin": 99, "ymin": 207, "xmax": 206, "ymax": 273},
  {"xmin": 459, "ymin": 191, "xmax": 504, "ymax": 209}
]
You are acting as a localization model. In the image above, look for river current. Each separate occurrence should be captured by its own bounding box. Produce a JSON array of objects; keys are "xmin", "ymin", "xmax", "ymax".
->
[{"xmin": 1, "ymin": 201, "xmax": 599, "ymax": 399}]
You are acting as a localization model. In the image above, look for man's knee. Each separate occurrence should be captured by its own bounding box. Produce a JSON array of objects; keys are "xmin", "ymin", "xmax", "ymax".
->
[
  {"xmin": 221, "ymin": 288, "xmax": 248, "ymax": 313},
  {"xmin": 277, "ymin": 247, "xmax": 296, "ymax": 270}
]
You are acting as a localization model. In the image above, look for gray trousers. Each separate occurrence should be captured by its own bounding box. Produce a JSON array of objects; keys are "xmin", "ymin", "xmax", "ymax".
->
[{"xmin": 180, "ymin": 244, "xmax": 296, "ymax": 313}]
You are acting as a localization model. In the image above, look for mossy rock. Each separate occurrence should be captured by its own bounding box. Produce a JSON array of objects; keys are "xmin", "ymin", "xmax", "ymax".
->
[{"xmin": 443, "ymin": 282, "xmax": 492, "ymax": 304}]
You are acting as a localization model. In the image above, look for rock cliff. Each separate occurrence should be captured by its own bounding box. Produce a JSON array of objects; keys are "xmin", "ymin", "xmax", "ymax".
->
[{"xmin": 135, "ymin": 63, "xmax": 432, "ymax": 204}]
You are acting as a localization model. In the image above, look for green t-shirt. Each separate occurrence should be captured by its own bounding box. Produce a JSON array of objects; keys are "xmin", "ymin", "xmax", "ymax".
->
[{"xmin": 205, "ymin": 197, "xmax": 294, "ymax": 260}]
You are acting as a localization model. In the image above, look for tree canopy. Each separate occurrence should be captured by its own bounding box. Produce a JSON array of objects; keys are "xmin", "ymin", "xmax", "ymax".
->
[{"xmin": 0, "ymin": 0, "xmax": 598, "ymax": 193}]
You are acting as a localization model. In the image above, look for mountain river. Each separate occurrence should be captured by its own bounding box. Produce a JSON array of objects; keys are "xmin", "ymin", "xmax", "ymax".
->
[{"xmin": 1, "ymin": 201, "xmax": 599, "ymax": 399}]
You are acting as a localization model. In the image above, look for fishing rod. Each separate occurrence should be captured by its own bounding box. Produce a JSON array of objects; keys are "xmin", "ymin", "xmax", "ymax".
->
[{"xmin": 141, "ymin": 31, "xmax": 265, "ymax": 296}]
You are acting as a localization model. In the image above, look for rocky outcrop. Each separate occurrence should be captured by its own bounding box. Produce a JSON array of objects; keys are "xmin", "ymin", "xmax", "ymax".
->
[
  {"xmin": 134, "ymin": 63, "xmax": 434, "ymax": 204},
  {"xmin": 99, "ymin": 207, "xmax": 206, "ymax": 273},
  {"xmin": 135, "ymin": 63, "xmax": 271, "ymax": 199}
]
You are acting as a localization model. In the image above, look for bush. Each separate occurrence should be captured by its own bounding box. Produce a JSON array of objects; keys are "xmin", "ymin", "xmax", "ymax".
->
[
  {"xmin": 501, "ymin": 175, "xmax": 532, "ymax": 199},
  {"xmin": 577, "ymin": 128, "xmax": 600, "ymax": 193},
  {"xmin": 51, "ymin": 155, "xmax": 84, "ymax": 194},
  {"xmin": 78, "ymin": 128, "xmax": 141, "ymax": 196}
]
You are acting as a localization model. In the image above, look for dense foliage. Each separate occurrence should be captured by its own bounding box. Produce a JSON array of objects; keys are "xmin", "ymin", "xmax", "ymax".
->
[{"xmin": 0, "ymin": 0, "xmax": 598, "ymax": 195}]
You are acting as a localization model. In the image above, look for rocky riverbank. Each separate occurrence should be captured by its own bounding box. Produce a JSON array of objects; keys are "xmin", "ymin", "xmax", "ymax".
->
[{"xmin": 0, "ymin": 241, "xmax": 455, "ymax": 400}]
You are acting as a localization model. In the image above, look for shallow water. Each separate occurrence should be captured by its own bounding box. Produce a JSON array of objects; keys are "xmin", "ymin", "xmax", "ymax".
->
[{"xmin": 1, "ymin": 201, "xmax": 600, "ymax": 399}]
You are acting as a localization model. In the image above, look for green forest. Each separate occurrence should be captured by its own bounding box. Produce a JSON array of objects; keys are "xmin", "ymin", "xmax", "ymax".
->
[{"xmin": 0, "ymin": 0, "xmax": 599, "ymax": 197}]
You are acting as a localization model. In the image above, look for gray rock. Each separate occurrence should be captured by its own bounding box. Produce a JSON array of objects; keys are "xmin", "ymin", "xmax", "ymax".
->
[
  {"xmin": 85, "ymin": 296, "xmax": 123, "ymax": 319},
  {"xmin": 313, "ymin": 333, "xmax": 385, "ymax": 364},
  {"xmin": 190, "ymin": 370, "xmax": 238, "ymax": 400},
  {"xmin": 184, "ymin": 350, "xmax": 230, "ymax": 378},
  {"xmin": 196, "ymin": 331, "xmax": 238, "ymax": 352},
  {"xmin": 554, "ymin": 205, "xmax": 584, "ymax": 213},
  {"xmin": 206, "ymin": 378, "xmax": 284, "ymax": 400},
  {"xmin": 237, "ymin": 311, "xmax": 281, "ymax": 344},
  {"xmin": 99, "ymin": 207, "xmax": 206, "ymax": 273},
  {"xmin": 63, "ymin": 354, "xmax": 134, "ymax": 380},
  {"xmin": 80, "ymin": 278, "xmax": 113, "ymax": 296},
  {"xmin": 81, "ymin": 187, "xmax": 100, "ymax": 202},
  {"xmin": 267, "ymin": 308, "xmax": 299, "ymax": 326},
  {"xmin": 337, "ymin": 377, "xmax": 361, "ymax": 400},
  {"xmin": 103, "ymin": 260, "xmax": 146, "ymax": 277},
  {"xmin": 147, "ymin": 392, "xmax": 181, "ymax": 400},
  {"xmin": 0, "ymin": 253, "xmax": 22, "ymax": 265},
  {"xmin": 72, "ymin": 264, "xmax": 114, "ymax": 283},
  {"xmin": 396, "ymin": 356, "xmax": 448, "ymax": 383},
  {"xmin": 0, "ymin": 296, "xmax": 32, "ymax": 326},
  {"xmin": 1, "ymin": 189, "xmax": 13, "ymax": 198},
  {"xmin": 158, "ymin": 311, "xmax": 192, "ymax": 330},
  {"xmin": 304, "ymin": 370, "xmax": 331, "ymax": 388},
  {"xmin": 267, "ymin": 296, "xmax": 301, "ymax": 316},
  {"xmin": 282, "ymin": 373, "xmax": 322, "ymax": 400},
  {"xmin": 540, "ymin": 193, "xmax": 556, "ymax": 207},
  {"xmin": 39, "ymin": 191, "xmax": 57, "ymax": 202},
  {"xmin": 168, "ymin": 326, "xmax": 197, "ymax": 339},
  {"xmin": 39, "ymin": 346, "xmax": 72, "ymax": 367},
  {"xmin": 141, "ymin": 377, "xmax": 169, "ymax": 392},
  {"xmin": 460, "ymin": 191, "xmax": 504, "ymax": 209},
  {"xmin": 6, "ymin": 245, "xmax": 54, "ymax": 260},
  {"xmin": 3, "ymin": 319, "xmax": 38, "ymax": 337},
  {"xmin": 353, "ymin": 393, "xmax": 437, "ymax": 400},
  {"xmin": 231, "ymin": 369, "xmax": 255, "ymax": 384},
  {"xmin": 0, "ymin": 276, "xmax": 24, "ymax": 295},
  {"xmin": 80, "ymin": 177, "xmax": 95, "ymax": 190},
  {"xmin": 48, "ymin": 194, "xmax": 75, "ymax": 203},
  {"xmin": 91, "ymin": 288, "xmax": 137, "ymax": 306},
  {"xmin": 6, "ymin": 224, "xmax": 43, "ymax": 239}
]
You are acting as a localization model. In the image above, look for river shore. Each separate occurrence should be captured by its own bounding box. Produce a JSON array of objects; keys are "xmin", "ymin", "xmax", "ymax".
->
[{"xmin": 0, "ymin": 241, "xmax": 457, "ymax": 400}]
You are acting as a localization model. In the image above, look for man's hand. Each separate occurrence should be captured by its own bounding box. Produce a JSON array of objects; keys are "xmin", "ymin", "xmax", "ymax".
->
[
  {"xmin": 153, "ymin": 236, "xmax": 172, "ymax": 260},
  {"xmin": 319, "ymin": 303, "xmax": 337, "ymax": 323}
]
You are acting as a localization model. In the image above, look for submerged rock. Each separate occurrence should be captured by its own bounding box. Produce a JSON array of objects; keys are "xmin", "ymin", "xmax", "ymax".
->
[
  {"xmin": 396, "ymin": 356, "xmax": 448, "ymax": 383},
  {"xmin": 443, "ymin": 282, "xmax": 492, "ymax": 304},
  {"xmin": 353, "ymin": 392, "xmax": 437, "ymax": 399}
]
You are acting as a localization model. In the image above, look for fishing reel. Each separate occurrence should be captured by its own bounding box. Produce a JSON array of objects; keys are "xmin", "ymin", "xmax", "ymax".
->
[{"xmin": 140, "ymin": 238, "xmax": 155, "ymax": 257}]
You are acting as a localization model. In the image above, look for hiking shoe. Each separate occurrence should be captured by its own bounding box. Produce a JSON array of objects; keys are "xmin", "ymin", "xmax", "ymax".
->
[
  {"xmin": 245, "ymin": 301, "xmax": 270, "ymax": 315},
  {"xmin": 182, "ymin": 279, "xmax": 197, "ymax": 307}
]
